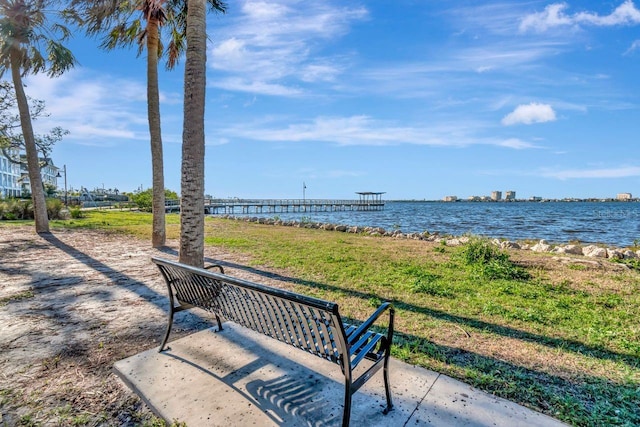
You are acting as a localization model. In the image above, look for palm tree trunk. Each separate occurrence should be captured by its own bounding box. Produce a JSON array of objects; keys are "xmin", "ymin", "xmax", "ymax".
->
[
  {"xmin": 147, "ymin": 16, "xmax": 166, "ymax": 248},
  {"xmin": 11, "ymin": 51, "xmax": 49, "ymax": 233},
  {"xmin": 179, "ymin": 0, "xmax": 207, "ymax": 267}
]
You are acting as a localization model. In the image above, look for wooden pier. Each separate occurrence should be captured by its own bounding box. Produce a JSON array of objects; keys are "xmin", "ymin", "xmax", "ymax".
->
[{"xmin": 166, "ymin": 192, "xmax": 385, "ymax": 215}]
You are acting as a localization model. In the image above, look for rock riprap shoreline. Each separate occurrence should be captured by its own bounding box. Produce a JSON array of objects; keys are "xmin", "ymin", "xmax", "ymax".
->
[{"xmin": 223, "ymin": 215, "xmax": 640, "ymax": 260}]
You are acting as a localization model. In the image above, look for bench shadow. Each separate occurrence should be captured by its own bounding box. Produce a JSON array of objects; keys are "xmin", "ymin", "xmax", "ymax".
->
[
  {"xmin": 158, "ymin": 248, "xmax": 637, "ymax": 371},
  {"xmin": 246, "ymin": 376, "xmax": 338, "ymax": 424},
  {"xmin": 160, "ymin": 335, "xmax": 342, "ymax": 426}
]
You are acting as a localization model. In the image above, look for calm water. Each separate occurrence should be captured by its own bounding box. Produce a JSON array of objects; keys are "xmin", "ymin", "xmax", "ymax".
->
[{"xmin": 224, "ymin": 201, "xmax": 640, "ymax": 247}]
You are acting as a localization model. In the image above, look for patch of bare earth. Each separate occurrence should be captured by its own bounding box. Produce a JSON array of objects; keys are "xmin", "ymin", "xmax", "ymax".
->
[{"xmin": 0, "ymin": 226, "xmax": 260, "ymax": 426}]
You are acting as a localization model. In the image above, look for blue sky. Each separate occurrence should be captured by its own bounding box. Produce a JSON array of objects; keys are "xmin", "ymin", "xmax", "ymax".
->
[{"xmin": 27, "ymin": 0, "xmax": 640, "ymax": 200}]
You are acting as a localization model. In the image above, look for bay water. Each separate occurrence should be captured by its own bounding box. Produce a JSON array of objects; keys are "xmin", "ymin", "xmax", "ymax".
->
[{"xmin": 224, "ymin": 201, "xmax": 640, "ymax": 247}]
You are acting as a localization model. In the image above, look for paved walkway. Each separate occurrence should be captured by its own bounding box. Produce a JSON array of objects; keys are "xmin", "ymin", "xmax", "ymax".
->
[{"xmin": 115, "ymin": 323, "xmax": 568, "ymax": 426}]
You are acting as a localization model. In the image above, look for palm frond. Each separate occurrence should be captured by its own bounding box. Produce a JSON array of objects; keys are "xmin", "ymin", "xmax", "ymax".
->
[{"xmin": 45, "ymin": 41, "xmax": 76, "ymax": 77}]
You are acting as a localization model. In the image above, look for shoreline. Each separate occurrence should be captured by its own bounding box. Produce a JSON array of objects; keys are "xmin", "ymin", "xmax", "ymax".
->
[
  {"xmin": 202, "ymin": 200, "xmax": 639, "ymax": 248},
  {"xmin": 221, "ymin": 214, "xmax": 640, "ymax": 261}
]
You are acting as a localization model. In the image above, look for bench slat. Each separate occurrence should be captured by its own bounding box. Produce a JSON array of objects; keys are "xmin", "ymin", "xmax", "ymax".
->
[
  {"xmin": 287, "ymin": 301, "xmax": 313, "ymax": 351},
  {"xmin": 350, "ymin": 332, "xmax": 383, "ymax": 368},
  {"xmin": 255, "ymin": 293, "xmax": 284, "ymax": 343}
]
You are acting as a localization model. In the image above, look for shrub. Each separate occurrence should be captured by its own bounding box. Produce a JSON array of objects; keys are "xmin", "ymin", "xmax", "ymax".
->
[
  {"xmin": 132, "ymin": 191, "xmax": 152, "ymax": 211},
  {"xmin": 459, "ymin": 237, "xmax": 506, "ymax": 265},
  {"xmin": 46, "ymin": 198, "xmax": 65, "ymax": 220},
  {"xmin": 1, "ymin": 200, "xmax": 12, "ymax": 219},
  {"xmin": 131, "ymin": 188, "xmax": 179, "ymax": 212},
  {"xmin": 69, "ymin": 207, "xmax": 84, "ymax": 219},
  {"xmin": 457, "ymin": 237, "xmax": 530, "ymax": 281},
  {"xmin": 0, "ymin": 199, "xmax": 30, "ymax": 220},
  {"xmin": 0, "ymin": 199, "xmax": 71, "ymax": 220},
  {"xmin": 19, "ymin": 199, "xmax": 33, "ymax": 219}
]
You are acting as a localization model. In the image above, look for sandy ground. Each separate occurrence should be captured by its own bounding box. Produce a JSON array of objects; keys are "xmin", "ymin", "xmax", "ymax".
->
[{"xmin": 0, "ymin": 226, "xmax": 265, "ymax": 426}]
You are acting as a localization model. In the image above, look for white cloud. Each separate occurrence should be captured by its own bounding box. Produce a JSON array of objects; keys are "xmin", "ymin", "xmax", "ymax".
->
[
  {"xmin": 541, "ymin": 166, "xmax": 640, "ymax": 179},
  {"xmin": 242, "ymin": 1, "xmax": 288, "ymax": 20},
  {"xmin": 520, "ymin": 3, "xmax": 574, "ymax": 32},
  {"xmin": 230, "ymin": 115, "xmax": 415, "ymax": 146},
  {"xmin": 209, "ymin": 0, "xmax": 367, "ymax": 96},
  {"xmin": 210, "ymin": 77, "xmax": 302, "ymax": 96},
  {"xmin": 300, "ymin": 63, "xmax": 342, "ymax": 83},
  {"xmin": 575, "ymin": 0, "xmax": 640, "ymax": 26},
  {"xmin": 476, "ymin": 66, "xmax": 494, "ymax": 73},
  {"xmin": 624, "ymin": 39, "xmax": 640, "ymax": 54},
  {"xmin": 498, "ymin": 138, "xmax": 540, "ymax": 149},
  {"xmin": 212, "ymin": 38, "xmax": 247, "ymax": 65},
  {"xmin": 219, "ymin": 115, "xmax": 535, "ymax": 150},
  {"xmin": 357, "ymin": 40, "xmax": 565, "ymax": 100},
  {"xmin": 502, "ymin": 103, "xmax": 557, "ymax": 126},
  {"xmin": 520, "ymin": 1, "xmax": 640, "ymax": 32},
  {"xmin": 23, "ymin": 69, "xmax": 165, "ymax": 146}
]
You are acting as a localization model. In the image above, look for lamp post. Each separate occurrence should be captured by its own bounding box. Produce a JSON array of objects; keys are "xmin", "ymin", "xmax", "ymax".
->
[{"xmin": 56, "ymin": 165, "xmax": 67, "ymax": 206}]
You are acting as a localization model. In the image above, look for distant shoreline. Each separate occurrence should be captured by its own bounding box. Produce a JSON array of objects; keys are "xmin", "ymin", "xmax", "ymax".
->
[{"xmin": 390, "ymin": 198, "xmax": 639, "ymax": 203}]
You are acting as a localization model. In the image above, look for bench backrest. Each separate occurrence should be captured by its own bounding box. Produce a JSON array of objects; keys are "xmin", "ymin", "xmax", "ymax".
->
[{"xmin": 152, "ymin": 257, "xmax": 348, "ymax": 365}]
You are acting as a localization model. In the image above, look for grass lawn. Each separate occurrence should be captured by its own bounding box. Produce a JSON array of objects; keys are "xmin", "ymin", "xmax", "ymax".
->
[{"xmin": 10, "ymin": 210, "xmax": 640, "ymax": 426}]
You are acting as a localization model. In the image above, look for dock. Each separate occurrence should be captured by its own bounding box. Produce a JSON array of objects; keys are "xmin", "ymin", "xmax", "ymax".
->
[{"xmin": 166, "ymin": 192, "xmax": 385, "ymax": 215}]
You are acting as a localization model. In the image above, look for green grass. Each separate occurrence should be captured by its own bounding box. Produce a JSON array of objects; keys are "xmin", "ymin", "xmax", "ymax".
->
[
  {"xmin": 46, "ymin": 209, "xmax": 180, "ymax": 233},
  {"xmin": 0, "ymin": 290, "xmax": 35, "ymax": 307},
  {"xmin": 5, "ymin": 211, "xmax": 640, "ymax": 426}
]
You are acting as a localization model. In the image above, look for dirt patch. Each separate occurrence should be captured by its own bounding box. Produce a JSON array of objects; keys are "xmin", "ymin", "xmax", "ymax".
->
[{"xmin": 0, "ymin": 226, "xmax": 265, "ymax": 426}]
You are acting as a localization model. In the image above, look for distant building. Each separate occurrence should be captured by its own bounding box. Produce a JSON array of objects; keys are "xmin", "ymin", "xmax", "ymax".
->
[
  {"xmin": 19, "ymin": 156, "xmax": 60, "ymax": 195},
  {"xmin": 443, "ymin": 195, "xmax": 458, "ymax": 202},
  {"xmin": 1, "ymin": 151, "xmax": 65, "ymax": 198},
  {"xmin": 617, "ymin": 193, "xmax": 632, "ymax": 201},
  {"xmin": 529, "ymin": 196, "xmax": 543, "ymax": 202},
  {"xmin": 505, "ymin": 190, "xmax": 516, "ymax": 201},
  {"xmin": 491, "ymin": 191, "xmax": 502, "ymax": 201},
  {"xmin": 468, "ymin": 196, "xmax": 481, "ymax": 201},
  {"xmin": 0, "ymin": 149, "xmax": 21, "ymax": 198}
]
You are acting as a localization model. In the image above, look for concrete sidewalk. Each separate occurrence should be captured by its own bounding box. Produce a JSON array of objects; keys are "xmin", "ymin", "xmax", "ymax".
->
[{"xmin": 114, "ymin": 324, "xmax": 568, "ymax": 426}]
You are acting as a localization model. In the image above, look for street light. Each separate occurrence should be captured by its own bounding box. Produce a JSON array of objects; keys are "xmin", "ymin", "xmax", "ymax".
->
[{"xmin": 56, "ymin": 165, "xmax": 67, "ymax": 206}]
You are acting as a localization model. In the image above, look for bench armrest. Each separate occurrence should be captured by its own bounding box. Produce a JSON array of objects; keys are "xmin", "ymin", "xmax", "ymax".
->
[
  {"xmin": 347, "ymin": 301, "xmax": 394, "ymax": 347},
  {"xmin": 205, "ymin": 263, "xmax": 224, "ymax": 273}
]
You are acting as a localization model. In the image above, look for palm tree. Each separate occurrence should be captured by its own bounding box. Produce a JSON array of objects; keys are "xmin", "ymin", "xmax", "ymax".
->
[
  {"xmin": 0, "ymin": 0, "xmax": 76, "ymax": 233},
  {"xmin": 179, "ymin": 0, "xmax": 207, "ymax": 266},
  {"xmin": 70, "ymin": 0, "xmax": 225, "ymax": 248}
]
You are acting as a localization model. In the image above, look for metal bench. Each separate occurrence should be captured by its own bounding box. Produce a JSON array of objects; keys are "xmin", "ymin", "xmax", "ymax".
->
[{"xmin": 152, "ymin": 256, "xmax": 395, "ymax": 427}]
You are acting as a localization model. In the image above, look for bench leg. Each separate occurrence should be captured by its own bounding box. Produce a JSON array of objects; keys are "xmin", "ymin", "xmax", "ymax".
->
[
  {"xmin": 159, "ymin": 306, "xmax": 175, "ymax": 352},
  {"xmin": 215, "ymin": 314, "xmax": 223, "ymax": 331},
  {"xmin": 342, "ymin": 382, "xmax": 352, "ymax": 427},
  {"xmin": 382, "ymin": 356, "xmax": 393, "ymax": 414}
]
